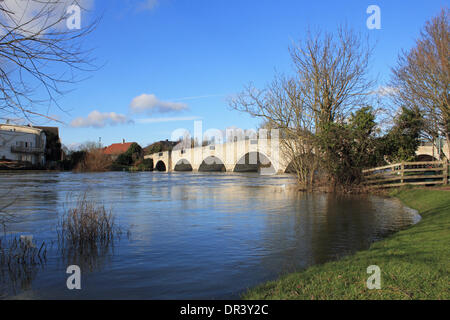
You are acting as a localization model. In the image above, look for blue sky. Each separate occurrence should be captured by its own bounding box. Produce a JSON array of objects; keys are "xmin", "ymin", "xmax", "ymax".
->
[{"xmin": 34, "ymin": 0, "xmax": 448, "ymax": 148}]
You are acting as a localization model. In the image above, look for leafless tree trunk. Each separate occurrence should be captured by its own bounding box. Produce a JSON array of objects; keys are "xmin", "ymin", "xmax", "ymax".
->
[
  {"xmin": 0, "ymin": 0, "xmax": 97, "ymax": 122},
  {"xmin": 391, "ymin": 8, "xmax": 449, "ymax": 158}
]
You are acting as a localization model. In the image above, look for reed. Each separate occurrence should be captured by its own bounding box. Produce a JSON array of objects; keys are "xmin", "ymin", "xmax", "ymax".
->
[
  {"xmin": 57, "ymin": 193, "xmax": 122, "ymax": 253},
  {"xmin": 0, "ymin": 237, "xmax": 46, "ymax": 298},
  {"xmin": 0, "ymin": 237, "xmax": 47, "ymax": 268}
]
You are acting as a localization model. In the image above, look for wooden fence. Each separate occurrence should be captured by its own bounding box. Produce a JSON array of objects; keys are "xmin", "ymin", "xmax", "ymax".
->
[{"xmin": 363, "ymin": 161, "xmax": 449, "ymax": 188}]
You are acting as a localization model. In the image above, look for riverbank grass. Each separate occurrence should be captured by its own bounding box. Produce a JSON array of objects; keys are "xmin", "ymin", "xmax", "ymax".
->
[{"xmin": 243, "ymin": 188, "xmax": 450, "ymax": 299}]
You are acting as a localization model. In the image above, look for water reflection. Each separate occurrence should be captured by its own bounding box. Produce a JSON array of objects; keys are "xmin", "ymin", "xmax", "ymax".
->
[
  {"xmin": 0, "ymin": 171, "xmax": 419, "ymax": 299},
  {"xmin": 0, "ymin": 235, "xmax": 47, "ymax": 298},
  {"xmin": 0, "ymin": 260, "xmax": 43, "ymax": 298},
  {"xmin": 58, "ymin": 242, "xmax": 113, "ymax": 274}
]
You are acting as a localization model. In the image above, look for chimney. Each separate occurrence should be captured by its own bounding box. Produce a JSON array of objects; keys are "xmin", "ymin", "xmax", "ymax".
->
[{"xmin": 122, "ymin": 139, "xmax": 125, "ymax": 144}]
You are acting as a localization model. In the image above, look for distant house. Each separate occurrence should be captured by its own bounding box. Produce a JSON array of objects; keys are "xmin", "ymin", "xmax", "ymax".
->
[
  {"xmin": 0, "ymin": 123, "xmax": 47, "ymax": 165},
  {"xmin": 103, "ymin": 140, "xmax": 135, "ymax": 160}
]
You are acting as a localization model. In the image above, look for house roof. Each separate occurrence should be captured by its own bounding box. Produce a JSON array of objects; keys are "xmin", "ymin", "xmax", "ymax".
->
[
  {"xmin": 103, "ymin": 142, "xmax": 134, "ymax": 155},
  {"xmin": 0, "ymin": 123, "xmax": 43, "ymax": 135}
]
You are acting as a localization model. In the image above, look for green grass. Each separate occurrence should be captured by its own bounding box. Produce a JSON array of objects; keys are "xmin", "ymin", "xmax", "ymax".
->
[{"xmin": 243, "ymin": 188, "xmax": 450, "ymax": 299}]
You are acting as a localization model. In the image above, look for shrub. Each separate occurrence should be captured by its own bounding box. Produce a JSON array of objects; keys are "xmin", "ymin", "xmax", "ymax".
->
[
  {"xmin": 114, "ymin": 143, "xmax": 143, "ymax": 167},
  {"xmin": 136, "ymin": 158, "xmax": 153, "ymax": 171},
  {"xmin": 75, "ymin": 144, "xmax": 112, "ymax": 172}
]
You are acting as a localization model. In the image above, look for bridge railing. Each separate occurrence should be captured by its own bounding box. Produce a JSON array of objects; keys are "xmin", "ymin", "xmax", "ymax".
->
[{"xmin": 363, "ymin": 161, "xmax": 449, "ymax": 188}]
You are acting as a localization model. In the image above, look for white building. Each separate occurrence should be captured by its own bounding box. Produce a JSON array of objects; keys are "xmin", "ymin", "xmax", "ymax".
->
[{"xmin": 0, "ymin": 123, "xmax": 46, "ymax": 165}]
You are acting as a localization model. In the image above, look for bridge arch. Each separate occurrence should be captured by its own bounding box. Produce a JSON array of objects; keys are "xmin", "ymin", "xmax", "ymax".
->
[
  {"xmin": 174, "ymin": 159, "xmax": 193, "ymax": 171},
  {"xmin": 416, "ymin": 144, "xmax": 449, "ymax": 161},
  {"xmin": 234, "ymin": 151, "xmax": 277, "ymax": 175},
  {"xmin": 199, "ymin": 155, "xmax": 226, "ymax": 172},
  {"xmin": 155, "ymin": 160, "xmax": 167, "ymax": 172}
]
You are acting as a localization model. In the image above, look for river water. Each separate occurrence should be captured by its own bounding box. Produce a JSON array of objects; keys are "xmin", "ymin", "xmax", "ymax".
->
[{"xmin": 0, "ymin": 171, "xmax": 419, "ymax": 299}]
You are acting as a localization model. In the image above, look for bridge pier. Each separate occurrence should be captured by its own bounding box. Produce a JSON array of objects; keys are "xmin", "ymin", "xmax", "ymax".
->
[{"xmin": 225, "ymin": 164, "xmax": 235, "ymax": 172}]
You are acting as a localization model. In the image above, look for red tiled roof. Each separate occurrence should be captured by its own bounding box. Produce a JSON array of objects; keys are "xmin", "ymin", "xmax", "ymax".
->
[{"xmin": 103, "ymin": 142, "xmax": 134, "ymax": 155}]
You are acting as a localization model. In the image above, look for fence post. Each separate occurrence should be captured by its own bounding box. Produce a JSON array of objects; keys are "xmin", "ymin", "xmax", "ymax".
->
[
  {"xmin": 400, "ymin": 162, "xmax": 404, "ymax": 185},
  {"xmin": 444, "ymin": 161, "xmax": 448, "ymax": 185}
]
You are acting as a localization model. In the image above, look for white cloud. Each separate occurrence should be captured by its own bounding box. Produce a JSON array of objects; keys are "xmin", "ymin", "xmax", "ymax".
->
[
  {"xmin": 136, "ymin": 116, "xmax": 201, "ymax": 124},
  {"xmin": 130, "ymin": 94, "xmax": 188, "ymax": 114},
  {"xmin": 0, "ymin": 0, "xmax": 94, "ymax": 36},
  {"xmin": 70, "ymin": 110, "xmax": 131, "ymax": 128},
  {"xmin": 373, "ymin": 86, "xmax": 399, "ymax": 97}
]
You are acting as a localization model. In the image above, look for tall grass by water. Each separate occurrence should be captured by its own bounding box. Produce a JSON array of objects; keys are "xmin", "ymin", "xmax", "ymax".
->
[
  {"xmin": 0, "ymin": 237, "xmax": 47, "ymax": 267},
  {"xmin": 58, "ymin": 193, "xmax": 122, "ymax": 251},
  {"xmin": 0, "ymin": 237, "xmax": 47, "ymax": 297},
  {"xmin": 57, "ymin": 193, "xmax": 126, "ymax": 271},
  {"xmin": 1, "ymin": 191, "xmax": 130, "ymax": 297}
]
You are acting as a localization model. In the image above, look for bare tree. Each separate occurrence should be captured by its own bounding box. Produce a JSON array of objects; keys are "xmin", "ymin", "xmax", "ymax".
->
[
  {"xmin": 75, "ymin": 141, "xmax": 112, "ymax": 172},
  {"xmin": 391, "ymin": 8, "xmax": 449, "ymax": 157},
  {"xmin": 290, "ymin": 26, "xmax": 375, "ymax": 130},
  {"xmin": 0, "ymin": 0, "xmax": 98, "ymax": 122},
  {"xmin": 230, "ymin": 75, "xmax": 319, "ymax": 188},
  {"xmin": 230, "ymin": 26, "xmax": 376, "ymax": 189}
]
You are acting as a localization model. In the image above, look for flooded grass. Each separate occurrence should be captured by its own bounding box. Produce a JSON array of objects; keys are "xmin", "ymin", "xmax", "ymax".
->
[
  {"xmin": 57, "ymin": 193, "xmax": 126, "ymax": 271},
  {"xmin": 0, "ymin": 236, "xmax": 47, "ymax": 297},
  {"xmin": 58, "ymin": 194, "xmax": 123, "ymax": 251},
  {"xmin": 0, "ymin": 237, "xmax": 47, "ymax": 268}
]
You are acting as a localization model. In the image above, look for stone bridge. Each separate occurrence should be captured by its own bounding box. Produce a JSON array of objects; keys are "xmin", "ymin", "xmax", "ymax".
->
[
  {"xmin": 145, "ymin": 138, "xmax": 289, "ymax": 175},
  {"xmin": 144, "ymin": 139, "xmax": 449, "ymax": 175}
]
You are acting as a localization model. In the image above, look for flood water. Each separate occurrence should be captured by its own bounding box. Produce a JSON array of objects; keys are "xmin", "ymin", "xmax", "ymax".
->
[{"xmin": 0, "ymin": 171, "xmax": 419, "ymax": 299}]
